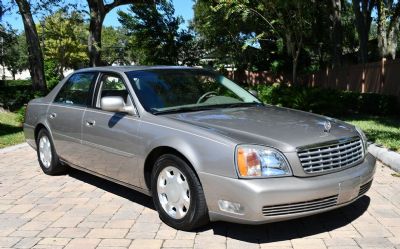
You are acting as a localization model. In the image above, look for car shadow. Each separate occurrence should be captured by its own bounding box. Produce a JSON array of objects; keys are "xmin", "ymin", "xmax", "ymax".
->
[
  {"xmin": 196, "ymin": 196, "xmax": 370, "ymax": 243},
  {"xmin": 68, "ymin": 167, "xmax": 370, "ymax": 244},
  {"xmin": 68, "ymin": 168, "xmax": 155, "ymax": 210}
]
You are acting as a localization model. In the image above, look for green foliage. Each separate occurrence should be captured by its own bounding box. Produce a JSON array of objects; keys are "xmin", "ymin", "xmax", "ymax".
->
[
  {"xmin": 1, "ymin": 31, "xmax": 29, "ymax": 78},
  {"xmin": 0, "ymin": 82, "xmax": 44, "ymax": 111},
  {"xmin": 101, "ymin": 26, "xmax": 131, "ymax": 65},
  {"xmin": 256, "ymin": 84, "xmax": 398, "ymax": 117},
  {"xmin": 118, "ymin": 0, "xmax": 183, "ymax": 65},
  {"xmin": 15, "ymin": 106, "xmax": 26, "ymax": 124},
  {"xmin": 38, "ymin": 10, "xmax": 88, "ymax": 77},
  {"xmin": 0, "ymin": 80, "xmax": 30, "ymax": 86},
  {"xmin": 44, "ymin": 59, "xmax": 60, "ymax": 90}
]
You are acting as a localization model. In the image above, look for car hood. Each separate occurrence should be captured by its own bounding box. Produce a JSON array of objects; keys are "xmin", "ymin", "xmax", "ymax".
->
[{"xmin": 164, "ymin": 105, "xmax": 358, "ymax": 152}]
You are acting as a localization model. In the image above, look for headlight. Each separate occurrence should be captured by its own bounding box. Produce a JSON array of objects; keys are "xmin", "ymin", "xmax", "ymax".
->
[
  {"xmin": 355, "ymin": 126, "xmax": 368, "ymax": 154},
  {"xmin": 235, "ymin": 145, "xmax": 292, "ymax": 178}
]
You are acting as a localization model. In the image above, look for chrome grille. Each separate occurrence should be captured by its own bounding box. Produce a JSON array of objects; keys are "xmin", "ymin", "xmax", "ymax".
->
[
  {"xmin": 358, "ymin": 180, "xmax": 372, "ymax": 196},
  {"xmin": 262, "ymin": 195, "xmax": 338, "ymax": 216},
  {"xmin": 298, "ymin": 137, "xmax": 363, "ymax": 174}
]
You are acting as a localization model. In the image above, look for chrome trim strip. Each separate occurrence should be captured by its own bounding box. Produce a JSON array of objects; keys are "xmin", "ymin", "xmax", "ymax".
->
[
  {"xmin": 296, "ymin": 136, "xmax": 360, "ymax": 151},
  {"xmin": 49, "ymin": 103, "xmax": 86, "ymax": 111},
  {"xmin": 84, "ymin": 108, "xmax": 140, "ymax": 119}
]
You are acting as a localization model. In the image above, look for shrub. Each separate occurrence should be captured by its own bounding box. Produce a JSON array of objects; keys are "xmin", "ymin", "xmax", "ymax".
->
[
  {"xmin": 15, "ymin": 106, "xmax": 26, "ymax": 124},
  {"xmin": 44, "ymin": 60, "xmax": 61, "ymax": 90},
  {"xmin": 0, "ymin": 84, "xmax": 44, "ymax": 111},
  {"xmin": 256, "ymin": 84, "xmax": 398, "ymax": 117}
]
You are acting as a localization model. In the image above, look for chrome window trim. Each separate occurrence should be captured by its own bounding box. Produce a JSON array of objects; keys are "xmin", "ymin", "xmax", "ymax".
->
[{"xmin": 91, "ymin": 71, "xmax": 140, "ymax": 117}]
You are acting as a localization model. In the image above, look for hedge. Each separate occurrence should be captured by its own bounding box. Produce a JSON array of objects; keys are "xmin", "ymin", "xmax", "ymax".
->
[{"xmin": 255, "ymin": 84, "xmax": 399, "ymax": 117}]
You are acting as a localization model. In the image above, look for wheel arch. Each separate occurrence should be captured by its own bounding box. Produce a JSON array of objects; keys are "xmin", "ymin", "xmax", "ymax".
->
[
  {"xmin": 34, "ymin": 123, "xmax": 48, "ymax": 142},
  {"xmin": 143, "ymin": 146, "xmax": 201, "ymax": 192}
]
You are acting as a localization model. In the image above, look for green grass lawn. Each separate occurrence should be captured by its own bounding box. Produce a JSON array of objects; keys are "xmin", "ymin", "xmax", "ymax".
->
[
  {"xmin": 0, "ymin": 111, "xmax": 25, "ymax": 148},
  {"xmin": 343, "ymin": 115, "xmax": 400, "ymax": 152}
]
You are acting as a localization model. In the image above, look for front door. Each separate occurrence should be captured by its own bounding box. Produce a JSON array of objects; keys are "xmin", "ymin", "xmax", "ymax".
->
[{"xmin": 81, "ymin": 73, "xmax": 141, "ymax": 187}]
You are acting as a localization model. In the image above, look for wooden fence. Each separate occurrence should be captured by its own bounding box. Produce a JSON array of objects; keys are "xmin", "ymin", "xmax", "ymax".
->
[
  {"xmin": 303, "ymin": 59, "xmax": 400, "ymax": 99},
  {"xmin": 226, "ymin": 59, "xmax": 400, "ymax": 100}
]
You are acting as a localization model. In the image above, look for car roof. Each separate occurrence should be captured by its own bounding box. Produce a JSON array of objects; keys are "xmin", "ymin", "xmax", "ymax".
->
[{"xmin": 74, "ymin": 65, "xmax": 202, "ymax": 74}]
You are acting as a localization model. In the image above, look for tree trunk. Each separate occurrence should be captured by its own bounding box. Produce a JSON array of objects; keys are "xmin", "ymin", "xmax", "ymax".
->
[
  {"xmin": 377, "ymin": 0, "xmax": 387, "ymax": 57},
  {"xmin": 87, "ymin": 0, "xmax": 141, "ymax": 67},
  {"xmin": 15, "ymin": 0, "xmax": 46, "ymax": 91},
  {"xmin": 88, "ymin": 8, "xmax": 105, "ymax": 67},
  {"xmin": 377, "ymin": 0, "xmax": 399, "ymax": 59},
  {"xmin": 352, "ymin": 0, "xmax": 374, "ymax": 64},
  {"xmin": 331, "ymin": 0, "xmax": 343, "ymax": 68}
]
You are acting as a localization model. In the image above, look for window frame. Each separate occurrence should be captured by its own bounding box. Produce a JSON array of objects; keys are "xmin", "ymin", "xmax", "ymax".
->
[
  {"xmin": 53, "ymin": 71, "xmax": 99, "ymax": 107},
  {"xmin": 91, "ymin": 72, "xmax": 139, "ymax": 116}
]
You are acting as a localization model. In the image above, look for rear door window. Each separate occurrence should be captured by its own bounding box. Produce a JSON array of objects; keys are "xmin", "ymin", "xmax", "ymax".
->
[{"xmin": 54, "ymin": 73, "xmax": 97, "ymax": 106}]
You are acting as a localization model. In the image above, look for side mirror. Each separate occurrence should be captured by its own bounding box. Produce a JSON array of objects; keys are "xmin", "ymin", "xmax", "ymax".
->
[
  {"xmin": 101, "ymin": 96, "xmax": 136, "ymax": 115},
  {"xmin": 248, "ymin": 89, "xmax": 258, "ymax": 97}
]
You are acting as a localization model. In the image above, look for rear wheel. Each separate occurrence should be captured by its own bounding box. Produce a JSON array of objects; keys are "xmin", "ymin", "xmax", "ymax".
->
[
  {"xmin": 151, "ymin": 154, "xmax": 209, "ymax": 231},
  {"xmin": 36, "ymin": 129, "xmax": 67, "ymax": 175}
]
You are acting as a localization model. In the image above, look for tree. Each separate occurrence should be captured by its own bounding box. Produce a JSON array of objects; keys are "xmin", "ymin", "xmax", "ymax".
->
[
  {"xmin": 213, "ymin": 0, "xmax": 313, "ymax": 84},
  {"xmin": 194, "ymin": 0, "xmax": 275, "ymax": 71},
  {"xmin": 176, "ymin": 29, "xmax": 203, "ymax": 66},
  {"xmin": 376, "ymin": 0, "xmax": 400, "ymax": 59},
  {"xmin": 330, "ymin": 0, "xmax": 343, "ymax": 67},
  {"xmin": 352, "ymin": 0, "xmax": 375, "ymax": 63},
  {"xmin": 86, "ymin": 0, "xmax": 145, "ymax": 67},
  {"xmin": 38, "ymin": 10, "xmax": 88, "ymax": 78},
  {"xmin": 101, "ymin": 26, "xmax": 131, "ymax": 65},
  {"xmin": 15, "ymin": 0, "xmax": 46, "ymax": 91},
  {"xmin": 4, "ymin": 33, "xmax": 29, "ymax": 80},
  {"xmin": 118, "ymin": 0, "xmax": 183, "ymax": 65}
]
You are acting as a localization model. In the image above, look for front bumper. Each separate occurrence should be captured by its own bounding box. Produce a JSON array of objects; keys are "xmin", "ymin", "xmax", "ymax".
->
[{"xmin": 200, "ymin": 153, "xmax": 376, "ymax": 224}]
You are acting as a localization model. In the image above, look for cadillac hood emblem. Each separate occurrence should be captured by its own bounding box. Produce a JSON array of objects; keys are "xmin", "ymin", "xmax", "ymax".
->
[{"xmin": 323, "ymin": 121, "xmax": 332, "ymax": 133}]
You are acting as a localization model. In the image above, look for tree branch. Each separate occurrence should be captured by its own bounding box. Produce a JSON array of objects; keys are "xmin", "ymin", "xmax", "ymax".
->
[{"xmin": 105, "ymin": 0, "xmax": 150, "ymax": 14}]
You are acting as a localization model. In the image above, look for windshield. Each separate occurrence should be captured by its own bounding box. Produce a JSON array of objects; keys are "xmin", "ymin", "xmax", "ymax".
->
[{"xmin": 125, "ymin": 69, "xmax": 261, "ymax": 114}]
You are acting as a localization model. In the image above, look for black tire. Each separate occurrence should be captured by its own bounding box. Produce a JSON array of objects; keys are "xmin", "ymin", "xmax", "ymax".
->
[
  {"xmin": 151, "ymin": 154, "xmax": 209, "ymax": 231},
  {"xmin": 36, "ymin": 129, "xmax": 67, "ymax": 175}
]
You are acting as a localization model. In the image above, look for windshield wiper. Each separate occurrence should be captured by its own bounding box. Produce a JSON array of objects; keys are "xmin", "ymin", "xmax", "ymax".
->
[
  {"xmin": 223, "ymin": 102, "xmax": 264, "ymax": 108},
  {"xmin": 152, "ymin": 106, "xmax": 217, "ymax": 115},
  {"xmin": 152, "ymin": 102, "xmax": 263, "ymax": 115}
]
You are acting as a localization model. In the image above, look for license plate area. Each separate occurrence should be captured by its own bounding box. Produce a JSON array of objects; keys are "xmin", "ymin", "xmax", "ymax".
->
[{"xmin": 337, "ymin": 177, "xmax": 361, "ymax": 204}]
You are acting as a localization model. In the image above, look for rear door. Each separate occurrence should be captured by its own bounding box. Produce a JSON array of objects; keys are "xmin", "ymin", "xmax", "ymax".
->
[
  {"xmin": 80, "ymin": 72, "xmax": 141, "ymax": 186},
  {"xmin": 47, "ymin": 72, "xmax": 98, "ymax": 166}
]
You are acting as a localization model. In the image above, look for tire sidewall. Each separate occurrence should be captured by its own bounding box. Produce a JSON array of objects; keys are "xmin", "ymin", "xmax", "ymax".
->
[
  {"xmin": 151, "ymin": 154, "xmax": 206, "ymax": 230},
  {"xmin": 36, "ymin": 129, "xmax": 59, "ymax": 174}
]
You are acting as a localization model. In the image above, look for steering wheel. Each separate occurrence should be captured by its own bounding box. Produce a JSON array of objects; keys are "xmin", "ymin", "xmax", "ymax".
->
[{"xmin": 197, "ymin": 91, "xmax": 217, "ymax": 104}]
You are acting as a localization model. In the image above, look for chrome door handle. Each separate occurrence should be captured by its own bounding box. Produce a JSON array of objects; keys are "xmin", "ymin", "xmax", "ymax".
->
[
  {"xmin": 85, "ymin": 120, "xmax": 96, "ymax": 127},
  {"xmin": 49, "ymin": 113, "xmax": 57, "ymax": 119}
]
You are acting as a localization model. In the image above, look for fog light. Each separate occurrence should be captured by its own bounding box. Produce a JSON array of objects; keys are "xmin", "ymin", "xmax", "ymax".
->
[{"xmin": 218, "ymin": 200, "xmax": 244, "ymax": 215}]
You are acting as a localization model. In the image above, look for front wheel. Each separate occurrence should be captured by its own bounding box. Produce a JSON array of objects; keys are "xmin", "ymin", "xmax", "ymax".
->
[
  {"xmin": 151, "ymin": 154, "xmax": 209, "ymax": 230},
  {"xmin": 36, "ymin": 129, "xmax": 67, "ymax": 175}
]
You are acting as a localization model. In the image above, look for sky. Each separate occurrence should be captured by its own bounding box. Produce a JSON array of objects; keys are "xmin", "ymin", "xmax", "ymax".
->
[{"xmin": 2, "ymin": 0, "xmax": 194, "ymax": 31}]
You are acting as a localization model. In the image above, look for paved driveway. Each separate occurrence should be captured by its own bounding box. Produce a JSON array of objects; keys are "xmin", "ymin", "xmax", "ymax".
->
[{"xmin": 0, "ymin": 146, "xmax": 399, "ymax": 249}]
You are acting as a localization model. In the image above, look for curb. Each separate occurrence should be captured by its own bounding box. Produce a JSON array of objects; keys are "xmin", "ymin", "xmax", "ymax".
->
[
  {"xmin": 368, "ymin": 144, "xmax": 400, "ymax": 173},
  {"xmin": 0, "ymin": 143, "xmax": 29, "ymax": 154}
]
